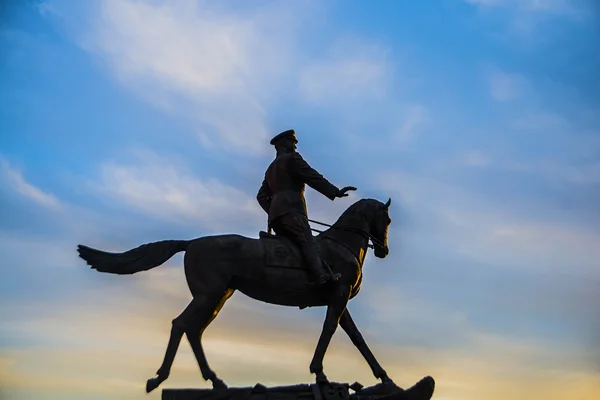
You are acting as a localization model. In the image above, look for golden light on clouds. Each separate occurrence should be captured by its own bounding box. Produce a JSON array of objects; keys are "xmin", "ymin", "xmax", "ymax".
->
[
  {"xmin": 2, "ymin": 263, "xmax": 599, "ymax": 400},
  {"xmin": 2, "ymin": 0, "xmax": 599, "ymax": 399}
]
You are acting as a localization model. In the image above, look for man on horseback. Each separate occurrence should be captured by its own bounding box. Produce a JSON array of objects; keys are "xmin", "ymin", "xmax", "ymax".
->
[{"xmin": 257, "ymin": 129, "xmax": 357, "ymax": 285}]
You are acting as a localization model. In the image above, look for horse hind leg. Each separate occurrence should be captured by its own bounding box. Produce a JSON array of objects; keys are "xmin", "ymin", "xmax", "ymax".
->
[
  {"xmin": 146, "ymin": 295, "xmax": 213, "ymax": 393},
  {"xmin": 185, "ymin": 288, "xmax": 234, "ymax": 389}
]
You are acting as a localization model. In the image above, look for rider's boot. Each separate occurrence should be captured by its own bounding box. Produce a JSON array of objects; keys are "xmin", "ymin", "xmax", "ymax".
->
[
  {"xmin": 306, "ymin": 253, "xmax": 341, "ymax": 285},
  {"xmin": 317, "ymin": 261, "xmax": 342, "ymax": 285}
]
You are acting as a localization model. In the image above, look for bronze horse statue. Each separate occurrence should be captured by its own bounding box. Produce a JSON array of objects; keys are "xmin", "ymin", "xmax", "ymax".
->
[{"xmin": 77, "ymin": 197, "xmax": 393, "ymax": 393}]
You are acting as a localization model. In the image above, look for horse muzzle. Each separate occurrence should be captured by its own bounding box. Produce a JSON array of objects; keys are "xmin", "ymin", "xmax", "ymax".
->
[{"xmin": 374, "ymin": 245, "xmax": 389, "ymax": 258}]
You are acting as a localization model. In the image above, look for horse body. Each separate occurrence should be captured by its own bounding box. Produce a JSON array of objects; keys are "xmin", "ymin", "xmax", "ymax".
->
[
  {"xmin": 184, "ymin": 233, "xmax": 363, "ymax": 309},
  {"xmin": 77, "ymin": 198, "xmax": 393, "ymax": 393}
]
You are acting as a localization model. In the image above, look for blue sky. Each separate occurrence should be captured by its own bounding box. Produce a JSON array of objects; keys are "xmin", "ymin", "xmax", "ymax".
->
[{"xmin": 1, "ymin": 1, "xmax": 599, "ymax": 399}]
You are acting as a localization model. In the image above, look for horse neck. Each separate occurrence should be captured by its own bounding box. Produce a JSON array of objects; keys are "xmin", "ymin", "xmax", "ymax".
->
[{"xmin": 321, "ymin": 215, "xmax": 370, "ymax": 264}]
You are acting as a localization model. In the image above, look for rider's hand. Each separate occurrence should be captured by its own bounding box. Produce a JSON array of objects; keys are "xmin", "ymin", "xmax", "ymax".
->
[{"xmin": 337, "ymin": 186, "xmax": 357, "ymax": 197}]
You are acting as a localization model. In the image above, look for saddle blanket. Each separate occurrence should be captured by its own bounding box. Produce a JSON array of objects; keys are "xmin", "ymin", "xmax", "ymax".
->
[{"xmin": 259, "ymin": 231, "xmax": 305, "ymax": 269}]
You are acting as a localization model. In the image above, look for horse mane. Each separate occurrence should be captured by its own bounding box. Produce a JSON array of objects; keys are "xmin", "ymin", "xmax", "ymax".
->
[{"xmin": 332, "ymin": 198, "xmax": 383, "ymax": 227}]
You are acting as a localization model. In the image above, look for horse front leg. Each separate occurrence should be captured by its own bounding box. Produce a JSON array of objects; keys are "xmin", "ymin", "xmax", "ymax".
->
[
  {"xmin": 339, "ymin": 309, "xmax": 395, "ymax": 385},
  {"xmin": 309, "ymin": 286, "xmax": 350, "ymax": 384}
]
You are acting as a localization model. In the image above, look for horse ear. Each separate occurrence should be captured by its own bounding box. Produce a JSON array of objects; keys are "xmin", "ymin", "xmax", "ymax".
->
[{"xmin": 384, "ymin": 198, "xmax": 391, "ymax": 208}]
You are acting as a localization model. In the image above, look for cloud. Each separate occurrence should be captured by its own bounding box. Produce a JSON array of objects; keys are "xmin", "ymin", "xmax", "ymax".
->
[
  {"xmin": 91, "ymin": 148, "xmax": 264, "ymax": 233},
  {"xmin": 378, "ymin": 170, "xmax": 600, "ymax": 275},
  {"xmin": 458, "ymin": 221, "xmax": 600, "ymax": 274},
  {"xmin": 460, "ymin": 151, "xmax": 490, "ymax": 166},
  {"xmin": 515, "ymin": 0, "xmax": 589, "ymax": 17},
  {"xmin": 57, "ymin": 0, "xmax": 404, "ymax": 155},
  {"xmin": 503, "ymin": 111, "xmax": 600, "ymax": 184},
  {"xmin": 464, "ymin": 0, "xmax": 590, "ymax": 17},
  {"xmin": 330, "ymin": 101, "xmax": 430, "ymax": 158},
  {"xmin": 0, "ymin": 158, "xmax": 61, "ymax": 210},
  {"xmin": 75, "ymin": 0, "xmax": 309, "ymax": 154},
  {"xmin": 0, "ymin": 278, "xmax": 383, "ymax": 396},
  {"xmin": 512, "ymin": 111, "xmax": 571, "ymax": 131},
  {"xmin": 6, "ymin": 3, "xmax": 596, "ymax": 400},
  {"xmin": 1, "ymin": 200, "xmax": 598, "ymax": 400},
  {"xmin": 508, "ymin": 159, "xmax": 600, "ymax": 184},
  {"xmin": 36, "ymin": 0, "xmax": 63, "ymax": 18},
  {"xmin": 69, "ymin": 0, "xmax": 396, "ymax": 155},
  {"xmin": 298, "ymin": 39, "xmax": 392, "ymax": 105},
  {"xmin": 3, "ymin": 284, "xmax": 600, "ymax": 400},
  {"xmin": 0, "ymin": 231, "xmax": 78, "ymax": 271},
  {"xmin": 464, "ymin": 0, "xmax": 594, "ymax": 37},
  {"xmin": 488, "ymin": 69, "xmax": 529, "ymax": 102},
  {"xmin": 464, "ymin": 0, "xmax": 502, "ymax": 4},
  {"xmin": 394, "ymin": 105, "xmax": 428, "ymax": 142},
  {"xmin": 354, "ymin": 272, "xmax": 600, "ymax": 399}
]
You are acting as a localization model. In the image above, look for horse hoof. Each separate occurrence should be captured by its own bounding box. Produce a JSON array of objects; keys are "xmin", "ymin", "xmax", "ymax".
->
[
  {"xmin": 212, "ymin": 378, "xmax": 228, "ymax": 390},
  {"xmin": 404, "ymin": 376, "xmax": 435, "ymax": 400},
  {"xmin": 146, "ymin": 377, "xmax": 161, "ymax": 393},
  {"xmin": 315, "ymin": 373, "xmax": 329, "ymax": 385},
  {"xmin": 381, "ymin": 376, "xmax": 400, "ymax": 389}
]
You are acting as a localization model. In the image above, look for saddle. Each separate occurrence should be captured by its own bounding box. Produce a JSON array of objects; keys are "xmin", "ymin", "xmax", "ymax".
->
[{"xmin": 259, "ymin": 230, "xmax": 305, "ymax": 269}]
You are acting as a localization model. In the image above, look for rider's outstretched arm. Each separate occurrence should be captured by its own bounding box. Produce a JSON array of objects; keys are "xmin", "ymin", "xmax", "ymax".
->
[{"xmin": 288, "ymin": 153, "xmax": 340, "ymax": 200}]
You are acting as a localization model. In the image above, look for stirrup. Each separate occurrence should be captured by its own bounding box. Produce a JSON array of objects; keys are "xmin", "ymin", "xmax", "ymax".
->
[{"xmin": 307, "ymin": 272, "xmax": 342, "ymax": 286}]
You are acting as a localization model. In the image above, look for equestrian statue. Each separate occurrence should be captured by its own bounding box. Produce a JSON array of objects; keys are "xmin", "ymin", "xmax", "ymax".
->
[
  {"xmin": 257, "ymin": 129, "xmax": 357, "ymax": 285},
  {"xmin": 76, "ymin": 129, "xmax": 435, "ymax": 400}
]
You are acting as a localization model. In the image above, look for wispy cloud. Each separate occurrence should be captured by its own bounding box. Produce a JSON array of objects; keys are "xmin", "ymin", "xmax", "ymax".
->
[
  {"xmin": 72, "ymin": 0, "xmax": 396, "ymax": 155},
  {"xmin": 91, "ymin": 149, "xmax": 264, "ymax": 232},
  {"xmin": 76, "ymin": 0, "xmax": 310, "ymax": 154},
  {"xmin": 465, "ymin": 0, "xmax": 591, "ymax": 18},
  {"xmin": 464, "ymin": 0, "xmax": 594, "ymax": 37},
  {"xmin": 3, "ymin": 2, "xmax": 598, "ymax": 400},
  {"xmin": 2, "ymin": 286, "xmax": 599, "ymax": 400},
  {"xmin": 378, "ymin": 170, "xmax": 600, "ymax": 275},
  {"xmin": 458, "ymin": 220, "xmax": 600, "ymax": 274},
  {"xmin": 1, "ymin": 159, "xmax": 61, "ymax": 210},
  {"xmin": 394, "ymin": 105, "xmax": 428, "ymax": 143},
  {"xmin": 507, "ymin": 159, "xmax": 600, "ymax": 184},
  {"xmin": 460, "ymin": 151, "xmax": 490, "ymax": 166},
  {"xmin": 298, "ymin": 39, "xmax": 392, "ymax": 105},
  {"xmin": 488, "ymin": 69, "xmax": 529, "ymax": 102},
  {"xmin": 511, "ymin": 111, "xmax": 572, "ymax": 132},
  {"xmin": 504, "ymin": 111, "xmax": 600, "ymax": 184}
]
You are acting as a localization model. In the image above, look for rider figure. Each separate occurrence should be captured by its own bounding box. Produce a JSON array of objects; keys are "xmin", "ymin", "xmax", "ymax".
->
[{"xmin": 257, "ymin": 129, "xmax": 356, "ymax": 285}]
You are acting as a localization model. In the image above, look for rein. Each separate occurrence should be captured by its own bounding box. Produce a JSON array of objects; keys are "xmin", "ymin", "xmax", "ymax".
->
[{"xmin": 308, "ymin": 218, "xmax": 385, "ymax": 250}]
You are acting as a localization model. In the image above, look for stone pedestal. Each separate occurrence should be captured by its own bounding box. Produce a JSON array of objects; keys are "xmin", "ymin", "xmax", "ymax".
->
[{"xmin": 162, "ymin": 377, "xmax": 435, "ymax": 400}]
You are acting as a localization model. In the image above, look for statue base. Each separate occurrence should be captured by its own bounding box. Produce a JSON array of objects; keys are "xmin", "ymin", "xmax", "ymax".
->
[{"xmin": 162, "ymin": 377, "xmax": 435, "ymax": 400}]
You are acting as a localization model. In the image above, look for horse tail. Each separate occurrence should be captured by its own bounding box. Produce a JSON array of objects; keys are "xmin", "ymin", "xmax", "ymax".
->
[{"xmin": 77, "ymin": 240, "xmax": 191, "ymax": 275}]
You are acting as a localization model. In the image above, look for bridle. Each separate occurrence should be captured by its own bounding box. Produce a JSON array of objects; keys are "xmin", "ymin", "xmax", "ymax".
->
[{"xmin": 308, "ymin": 218, "xmax": 386, "ymax": 250}]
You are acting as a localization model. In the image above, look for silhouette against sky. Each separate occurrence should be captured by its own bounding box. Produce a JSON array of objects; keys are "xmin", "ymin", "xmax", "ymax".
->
[{"xmin": 1, "ymin": 1, "xmax": 599, "ymax": 399}]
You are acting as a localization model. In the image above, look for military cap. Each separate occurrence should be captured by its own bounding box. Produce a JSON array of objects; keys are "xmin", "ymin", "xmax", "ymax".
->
[{"xmin": 270, "ymin": 129, "xmax": 297, "ymax": 145}]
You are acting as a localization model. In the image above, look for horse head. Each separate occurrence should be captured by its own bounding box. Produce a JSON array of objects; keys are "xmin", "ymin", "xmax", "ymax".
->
[
  {"xmin": 326, "ymin": 197, "xmax": 393, "ymax": 259},
  {"xmin": 371, "ymin": 198, "xmax": 392, "ymax": 258}
]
